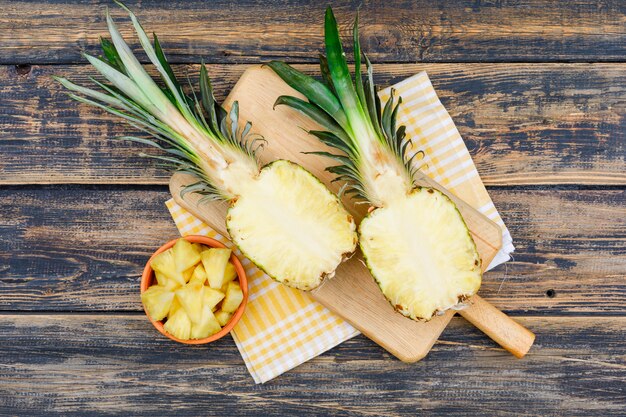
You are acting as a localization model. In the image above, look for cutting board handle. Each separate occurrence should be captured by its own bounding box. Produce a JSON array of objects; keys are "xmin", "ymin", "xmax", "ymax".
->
[{"xmin": 459, "ymin": 295, "xmax": 535, "ymax": 358}]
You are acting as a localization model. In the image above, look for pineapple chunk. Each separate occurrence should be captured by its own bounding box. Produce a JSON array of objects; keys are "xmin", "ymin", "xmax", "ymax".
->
[
  {"xmin": 215, "ymin": 310, "xmax": 233, "ymax": 326},
  {"xmin": 190, "ymin": 306, "xmax": 222, "ymax": 339},
  {"xmin": 155, "ymin": 271, "xmax": 181, "ymax": 290},
  {"xmin": 164, "ymin": 308, "xmax": 192, "ymax": 340},
  {"xmin": 182, "ymin": 266, "xmax": 194, "ymax": 283},
  {"xmin": 192, "ymin": 243, "xmax": 206, "ymax": 253},
  {"xmin": 225, "ymin": 262, "xmax": 237, "ymax": 283},
  {"xmin": 188, "ymin": 263, "xmax": 207, "ymax": 287},
  {"xmin": 151, "ymin": 249, "xmax": 184, "ymax": 286},
  {"xmin": 203, "ymin": 287, "xmax": 225, "ymax": 311},
  {"xmin": 201, "ymin": 248, "xmax": 232, "ymax": 289},
  {"xmin": 141, "ymin": 285, "xmax": 174, "ymax": 321},
  {"xmin": 175, "ymin": 285, "xmax": 205, "ymax": 324},
  {"xmin": 219, "ymin": 263, "xmax": 238, "ymax": 292},
  {"xmin": 221, "ymin": 281, "xmax": 244, "ymax": 313},
  {"xmin": 168, "ymin": 296, "xmax": 182, "ymax": 317},
  {"xmin": 171, "ymin": 238, "xmax": 202, "ymax": 272}
]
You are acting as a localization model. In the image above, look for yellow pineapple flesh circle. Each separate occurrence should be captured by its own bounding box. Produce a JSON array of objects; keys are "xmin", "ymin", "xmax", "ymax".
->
[
  {"xmin": 359, "ymin": 188, "xmax": 482, "ymax": 321},
  {"xmin": 227, "ymin": 160, "xmax": 357, "ymax": 290}
]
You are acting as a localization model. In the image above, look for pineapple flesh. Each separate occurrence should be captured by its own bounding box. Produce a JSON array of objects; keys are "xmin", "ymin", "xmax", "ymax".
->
[
  {"xmin": 56, "ymin": 5, "xmax": 357, "ymax": 293},
  {"xmin": 201, "ymin": 248, "xmax": 232, "ymax": 289},
  {"xmin": 228, "ymin": 160, "xmax": 356, "ymax": 290},
  {"xmin": 360, "ymin": 188, "xmax": 481, "ymax": 320}
]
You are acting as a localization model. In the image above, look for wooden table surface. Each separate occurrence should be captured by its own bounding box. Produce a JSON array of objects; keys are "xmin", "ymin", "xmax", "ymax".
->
[{"xmin": 1, "ymin": 1, "xmax": 624, "ymax": 415}]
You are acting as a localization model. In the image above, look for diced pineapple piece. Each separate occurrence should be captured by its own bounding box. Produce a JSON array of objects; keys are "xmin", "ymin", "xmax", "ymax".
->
[
  {"xmin": 225, "ymin": 262, "xmax": 237, "ymax": 284},
  {"xmin": 141, "ymin": 285, "xmax": 174, "ymax": 321},
  {"xmin": 164, "ymin": 308, "xmax": 192, "ymax": 340},
  {"xmin": 155, "ymin": 271, "xmax": 181, "ymax": 290},
  {"xmin": 192, "ymin": 243, "xmax": 206, "ymax": 253},
  {"xmin": 188, "ymin": 263, "xmax": 207, "ymax": 287},
  {"xmin": 215, "ymin": 310, "xmax": 233, "ymax": 326},
  {"xmin": 190, "ymin": 306, "xmax": 222, "ymax": 339},
  {"xmin": 219, "ymin": 262, "xmax": 238, "ymax": 292},
  {"xmin": 201, "ymin": 248, "xmax": 232, "ymax": 289},
  {"xmin": 171, "ymin": 238, "xmax": 202, "ymax": 272},
  {"xmin": 168, "ymin": 296, "xmax": 182, "ymax": 318},
  {"xmin": 221, "ymin": 281, "xmax": 244, "ymax": 313},
  {"xmin": 202, "ymin": 287, "xmax": 225, "ymax": 311},
  {"xmin": 175, "ymin": 285, "xmax": 204, "ymax": 324},
  {"xmin": 151, "ymin": 249, "xmax": 185, "ymax": 286},
  {"xmin": 182, "ymin": 266, "xmax": 194, "ymax": 283}
]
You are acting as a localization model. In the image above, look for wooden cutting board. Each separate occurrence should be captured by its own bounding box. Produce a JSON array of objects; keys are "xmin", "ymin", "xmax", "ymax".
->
[{"xmin": 170, "ymin": 65, "xmax": 534, "ymax": 361}]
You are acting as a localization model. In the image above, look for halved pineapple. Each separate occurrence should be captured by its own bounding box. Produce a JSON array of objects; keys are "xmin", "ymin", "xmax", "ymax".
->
[
  {"xmin": 171, "ymin": 238, "xmax": 202, "ymax": 272},
  {"xmin": 269, "ymin": 8, "xmax": 482, "ymax": 320},
  {"xmin": 215, "ymin": 310, "xmax": 233, "ymax": 326},
  {"xmin": 221, "ymin": 281, "xmax": 244, "ymax": 313},
  {"xmin": 141, "ymin": 285, "xmax": 175, "ymax": 321},
  {"xmin": 201, "ymin": 248, "xmax": 232, "ymax": 289},
  {"xmin": 360, "ymin": 188, "xmax": 481, "ymax": 320},
  {"xmin": 227, "ymin": 160, "xmax": 356, "ymax": 290},
  {"xmin": 164, "ymin": 308, "xmax": 192, "ymax": 340},
  {"xmin": 191, "ymin": 306, "xmax": 222, "ymax": 339}
]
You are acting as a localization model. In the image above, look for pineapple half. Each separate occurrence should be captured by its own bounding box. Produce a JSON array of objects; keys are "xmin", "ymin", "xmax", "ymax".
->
[
  {"xmin": 56, "ymin": 4, "xmax": 356, "ymax": 290},
  {"xmin": 269, "ymin": 7, "xmax": 482, "ymax": 320}
]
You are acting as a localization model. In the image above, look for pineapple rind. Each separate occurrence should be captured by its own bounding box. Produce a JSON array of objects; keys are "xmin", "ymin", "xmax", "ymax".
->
[
  {"xmin": 359, "ymin": 187, "xmax": 481, "ymax": 321},
  {"xmin": 226, "ymin": 160, "xmax": 357, "ymax": 291}
]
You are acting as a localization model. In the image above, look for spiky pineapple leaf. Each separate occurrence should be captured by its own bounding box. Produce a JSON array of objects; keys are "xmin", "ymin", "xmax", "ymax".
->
[
  {"xmin": 56, "ymin": 2, "xmax": 264, "ymax": 204},
  {"xmin": 269, "ymin": 6, "xmax": 421, "ymax": 203}
]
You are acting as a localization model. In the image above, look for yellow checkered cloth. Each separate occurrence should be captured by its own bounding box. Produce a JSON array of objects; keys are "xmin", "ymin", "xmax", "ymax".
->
[{"xmin": 165, "ymin": 71, "xmax": 514, "ymax": 383}]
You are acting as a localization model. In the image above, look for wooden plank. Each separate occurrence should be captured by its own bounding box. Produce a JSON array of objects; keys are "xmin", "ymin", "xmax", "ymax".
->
[
  {"xmin": 1, "ymin": 1, "xmax": 625, "ymax": 64},
  {"xmin": 0, "ymin": 314, "xmax": 623, "ymax": 416},
  {"xmin": 1, "ymin": 63, "xmax": 624, "ymax": 185},
  {"xmin": 0, "ymin": 186, "xmax": 623, "ymax": 313}
]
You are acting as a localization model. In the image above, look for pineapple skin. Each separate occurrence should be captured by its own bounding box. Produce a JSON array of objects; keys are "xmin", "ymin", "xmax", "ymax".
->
[
  {"xmin": 359, "ymin": 187, "xmax": 482, "ymax": 321},
  {"xmin": 226, "ymin": 159, "xmax": 357, "ymax": 291}
]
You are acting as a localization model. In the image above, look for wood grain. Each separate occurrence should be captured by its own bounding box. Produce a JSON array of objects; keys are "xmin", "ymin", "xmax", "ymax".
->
[
  {"xmin": 1, "ymin": 63, "xmax": 623, "ymax": 185},
  {"xmin": 0, "ymin": 186, "xmax": 623, "ymax": 313},
  {"xmin": 0, "ymin": 314, "xmax": 623, "ymax": 416},
  {"xmin": 1, "ymin": 0, "xmax": 625, "ymax": 64}
]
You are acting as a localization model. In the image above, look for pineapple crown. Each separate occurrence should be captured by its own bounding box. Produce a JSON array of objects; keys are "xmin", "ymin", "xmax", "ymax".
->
[
  {"xmin": 54, "ymin": 1, "xmax": 265, "ymax": 203},
  {"xmin": 268, "ymin": 7, "xmax": 421, "ymax": 204}
]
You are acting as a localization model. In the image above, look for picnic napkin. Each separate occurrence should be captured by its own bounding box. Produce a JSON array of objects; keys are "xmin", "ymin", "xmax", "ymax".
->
[{"xmin": 165, "ymin": 71, "xmax": 514, "ymax": 383}]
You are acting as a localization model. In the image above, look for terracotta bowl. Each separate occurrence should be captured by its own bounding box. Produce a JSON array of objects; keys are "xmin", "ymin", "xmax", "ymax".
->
[{"xmin": 141, "ymin": 235, "xmax": 248, "ymax": 344}]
